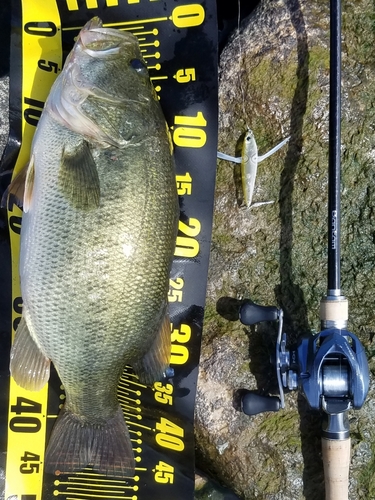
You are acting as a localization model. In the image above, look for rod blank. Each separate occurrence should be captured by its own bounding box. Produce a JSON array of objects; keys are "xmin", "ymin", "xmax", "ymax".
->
[{"xmin": 327, "ymin": 0, "xmax": 342, "ymax": 294}]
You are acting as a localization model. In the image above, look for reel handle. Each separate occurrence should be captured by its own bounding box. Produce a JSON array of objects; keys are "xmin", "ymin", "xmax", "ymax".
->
[
  {"xmin": 239, "ymin": 300, "xmax": 279, "ymax": 325},
  {"xmin": 322, "ymin": 437, "xmax": 350, "ymax": 500},
  {"xmin": 241, "ymin": 391, "xmax": 281, "ymax": 415}
]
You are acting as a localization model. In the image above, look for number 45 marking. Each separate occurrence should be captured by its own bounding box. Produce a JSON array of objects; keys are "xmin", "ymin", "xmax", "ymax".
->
[
  {"xmin": 154, "ymin": 460, "xmax": 174, "ymax": 484},
  {"xmin": 20, "ymin": 451, "xmax": 41, "ymax": 474}
]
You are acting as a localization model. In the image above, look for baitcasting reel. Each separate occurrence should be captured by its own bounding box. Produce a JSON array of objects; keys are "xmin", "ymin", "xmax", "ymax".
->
[{"xmin": 239, "ymin": 298, "xmax": 369, "ymax": 440}]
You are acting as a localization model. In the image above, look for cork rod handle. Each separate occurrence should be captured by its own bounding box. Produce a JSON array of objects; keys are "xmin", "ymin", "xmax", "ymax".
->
[{"xmin": 322, "ymin": 437, "xmax": 351, "ymax": 500}]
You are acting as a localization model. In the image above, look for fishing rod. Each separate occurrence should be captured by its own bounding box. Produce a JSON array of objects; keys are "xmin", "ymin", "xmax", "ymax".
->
[{"xmin": 236, "ymin": 0, "xmax": 369, "ymax": 498}]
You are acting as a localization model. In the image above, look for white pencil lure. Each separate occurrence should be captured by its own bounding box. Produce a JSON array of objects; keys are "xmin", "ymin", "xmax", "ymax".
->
[{"xmin": 217, "ymin": 129, "xmax": 290, "ymax": 208}]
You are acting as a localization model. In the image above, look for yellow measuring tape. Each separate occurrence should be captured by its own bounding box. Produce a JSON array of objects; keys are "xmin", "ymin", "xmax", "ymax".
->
[{"xmin": 6, "ymin": 3, "xmax": 61, "ymax": 499}]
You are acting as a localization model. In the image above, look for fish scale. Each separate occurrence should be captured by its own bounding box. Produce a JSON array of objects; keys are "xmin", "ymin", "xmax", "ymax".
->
[
  {"xmin": 9, "ymin": 17, "xmax": 178, "ymax": 477},
  {"xmin": 22, "ymin": 130, "xmax": 176, "ymax": 407}
]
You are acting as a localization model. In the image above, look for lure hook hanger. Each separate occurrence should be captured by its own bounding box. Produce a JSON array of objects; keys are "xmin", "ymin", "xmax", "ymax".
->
[{"xmin": 236, "ymin": 0, "xmax": 369, "ymax": 498}]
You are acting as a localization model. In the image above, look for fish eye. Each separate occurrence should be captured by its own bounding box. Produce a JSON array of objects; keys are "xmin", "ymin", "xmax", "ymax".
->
[{"xmin": 130, "ymin": 58, "xmax": 148, "ymax": 74}]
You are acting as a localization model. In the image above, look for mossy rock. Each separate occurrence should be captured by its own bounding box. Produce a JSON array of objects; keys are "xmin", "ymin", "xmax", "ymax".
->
[{"xmin": 196, "ymin": 0, "xmax": 375, "ymax": 498}]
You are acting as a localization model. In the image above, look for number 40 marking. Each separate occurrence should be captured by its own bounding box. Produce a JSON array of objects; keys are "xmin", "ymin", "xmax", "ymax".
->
[{"xmin": 155, "ymin": 417, "xmax": 184, "ymax": 451}]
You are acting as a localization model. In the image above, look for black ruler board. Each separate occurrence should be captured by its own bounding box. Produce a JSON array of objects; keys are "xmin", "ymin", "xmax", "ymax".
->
[{"xmin": 0, "ymin": 0, "xmax": 218, "ymax": 499}]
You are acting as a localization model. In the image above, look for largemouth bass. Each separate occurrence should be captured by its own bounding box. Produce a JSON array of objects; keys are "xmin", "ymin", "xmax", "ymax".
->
[{"xmin": 8, "ymin": 17, "xmax": 179, "ymax": 477}]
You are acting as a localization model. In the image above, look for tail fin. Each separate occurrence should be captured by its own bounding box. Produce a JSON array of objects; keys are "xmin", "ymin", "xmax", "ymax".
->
[{"xmin": 45, "ymin": 407, "xmax": 135, "ymax": 477}]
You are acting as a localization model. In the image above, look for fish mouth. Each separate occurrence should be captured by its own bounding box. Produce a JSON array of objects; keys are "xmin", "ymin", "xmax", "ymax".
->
[
  {"xmin": 77, "ymin": 17, "xmax": 138, "ymax": 59},
  {"xmin": 45, "ymin": 17, "xmax": 150, "ymax": 148},
  {"xmin": 72, "ymin": 18, "xmax": 149, "ymax": 105}
]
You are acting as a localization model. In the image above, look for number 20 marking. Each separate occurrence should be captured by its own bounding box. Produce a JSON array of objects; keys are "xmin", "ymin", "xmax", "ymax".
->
[{"xmin": 175, "ymin": 218, "xmax": 201, "ymax": 258}]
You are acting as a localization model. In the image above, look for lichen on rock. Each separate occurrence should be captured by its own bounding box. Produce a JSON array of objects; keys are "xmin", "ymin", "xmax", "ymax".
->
[{"xmin": 196, "ymin": 0, "xmax": 375, "ymax": 498}]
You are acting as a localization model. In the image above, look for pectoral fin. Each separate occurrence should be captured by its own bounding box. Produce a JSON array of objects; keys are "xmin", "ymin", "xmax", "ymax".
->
[
  {"xmin": 133, "ymin": 312, "xmax": 172, "ymax": 385},
  {"xmin": 24, "ymin": 156, "xmax": 36, "ymax": 212},
  {"xmin": 10, "ymin": 317, "xmax": 50, "ymax": 391},
  {"xmin": 58, "ymin": 140, "xmax": 100, "ymax": 210},
  {"xmin": 1, "ymin": 157, "xmax": 35, "ymax": 211}
]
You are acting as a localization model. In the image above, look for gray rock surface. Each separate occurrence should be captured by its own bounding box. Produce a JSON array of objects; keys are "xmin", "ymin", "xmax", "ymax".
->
[
  {"xmin": 196, "ymin": 0, "xmax": 375, "ymax": 499},
  {"xmin": 195, "ymin": 470, "xmax": 241, "ymax": 500},
  {"xmin": 0, "ymin": 77, "xmax": 9, "ymax": 158}
]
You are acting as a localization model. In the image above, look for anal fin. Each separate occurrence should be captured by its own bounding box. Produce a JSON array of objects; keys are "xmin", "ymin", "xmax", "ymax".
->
[
  {"xmin": 10, "ymin": 317, "xmax": 50, "ymax": 391},
  {"xmin": 133, "ymin": 313, "xmax": 172, "ymax": 385}
]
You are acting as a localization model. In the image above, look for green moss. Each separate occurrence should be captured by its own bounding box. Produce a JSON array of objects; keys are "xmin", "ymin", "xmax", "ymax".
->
[
  {"xmin": 202, "ymin": 298, "xmax": 242, "ymax": 344},
  {"xmin": 214, "ymin": 230, "xmax": 235, "ymax": 248},
  {"xmin": 207, "ymin": 2, "xmax": 375, "ymax": 498},
  {"xmin": 236, "ymin": 45, "xmax": 330, "ymax": 148},
  {"xmin": 357, "ymin": 441, "xmax": 375, "ymax": 498},
  {"xmin": 218, "ymin": 36, "xmax": 375, "ymax": 341},
  {"xmin": 202, "ymin": 301, "xmax": 218, "ymax": 324},
  {"xmin": 257, "ymin": 411, "xmax": 301, "ymax": 450}
]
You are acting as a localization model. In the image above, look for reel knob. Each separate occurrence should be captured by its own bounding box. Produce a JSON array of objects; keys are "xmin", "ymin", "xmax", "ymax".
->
[
  {"xmin": 241, "ymin": 391, "xmax": 281, "ymax": 415},
  {"xmin": 239, "ymin": 300, "xmax": 279, "ymax": 325}
]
